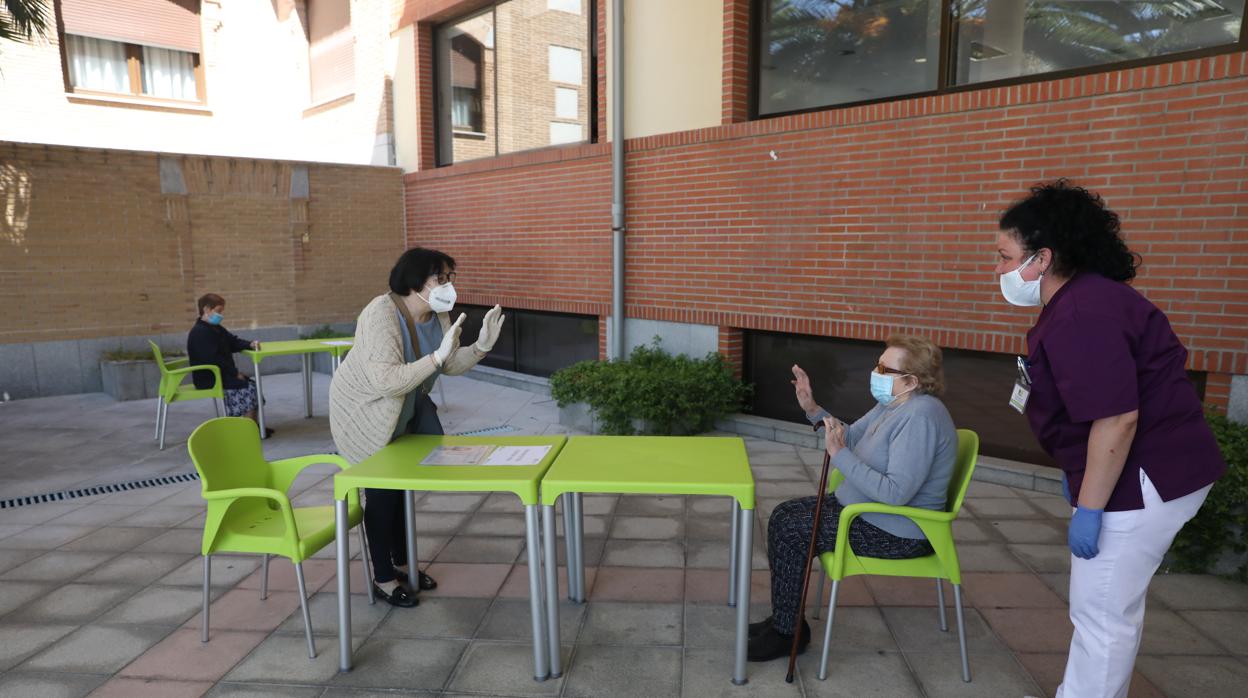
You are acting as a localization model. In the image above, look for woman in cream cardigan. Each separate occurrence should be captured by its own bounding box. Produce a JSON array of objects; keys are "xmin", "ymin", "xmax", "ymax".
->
[{"xmin": 330, "ymin": 247, "xmax": 504, "ymax": 607}]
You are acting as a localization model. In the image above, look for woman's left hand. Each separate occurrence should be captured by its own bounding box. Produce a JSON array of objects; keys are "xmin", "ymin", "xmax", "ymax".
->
[
  {"xmin": 474, "ymin": 305, "xmax": 506, "ymax": 353},
  {"xmin": 822, "ymin": 416, "xmax": 845, "ymax": 457}
]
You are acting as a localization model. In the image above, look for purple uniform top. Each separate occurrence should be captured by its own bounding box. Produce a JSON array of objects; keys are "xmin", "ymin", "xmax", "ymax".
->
[{"xmin": 1023, "ymin": 272, "xmax": 1225, "ymax": 512}]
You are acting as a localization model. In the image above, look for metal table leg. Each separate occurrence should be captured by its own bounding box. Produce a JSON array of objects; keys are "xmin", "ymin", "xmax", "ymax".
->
[
  {"xmin": 729, "ymin": 498, "xmax": 741, "ymax": 607},
  {"xmin": 542, "ymin": 504, "xmax": 561, "ymax": 677},
  {"xmin": 732, "ymin": 504, "xmax": 753, "ymax": 685},
  {"xmin": 571, "ymin": 493, "xmax": 585, "ymax": 603},
  {"xmin": 524, "ymin": 504, "xmax": 550, "ymax": 681},
  {"xmin": 255, "ymin": 361, "xmax": 267, "ymax": 438},
  {"xmin": 335, "ymin": 498, "xmax": 352, "ymax": 672},
  {"xmin": 562, "ymin": 498, "xmax": 577, "ymax": 601},
  {"xmin": 403, "ymin": 491, "xmax": 419, "ymax": 585},
  {"xmin": 303, "ymin": 354, "xmax": 312, "ymax": 418}
]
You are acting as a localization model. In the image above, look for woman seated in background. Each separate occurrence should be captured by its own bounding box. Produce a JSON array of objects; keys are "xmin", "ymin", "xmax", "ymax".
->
[
  {"xmin": 748, "ymin": 334, "xmax": 958, "ymax": 661},
  {"xmin": 186, "ymin": 293, "xmax": 270, "ymax": 436}
]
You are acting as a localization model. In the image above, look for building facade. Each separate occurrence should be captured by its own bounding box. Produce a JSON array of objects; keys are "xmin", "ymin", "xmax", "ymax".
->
[{"xmin": 393, "ymin": 0, "xmax": 1248, "ymax": 462}]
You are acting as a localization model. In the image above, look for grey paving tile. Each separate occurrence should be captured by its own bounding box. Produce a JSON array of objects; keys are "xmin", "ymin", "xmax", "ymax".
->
[
  {"xmin": 686, "ymin": 538, "xmax": 768, "ymax": 570},
  {"xmin": 410, "ymin": 513, "xmax": 468, "ymax": 536},
  {"xmin": 882, "ymin": 606, "xmax": 1008, "ymax": 655},
  {"xmin": 562, "ymin": 644, "xmax": 682, "ymax": 698},
  {"xmin": 434, "ymin": 536, "xmax": 523, "ymax": 564},
  {"xmin": 962, "ymin": 498, "xmax": 1045, "ymax": 519},
  {"xmin": 1148, "ymin": 573, "xmax": 1248, "ymax": 610},
  {"xmin": 0, "ymin": 503, "xmax": 86, "ymax": 525},
  {"xmin": 0, "ymin": 548, "xmax": 42, "ymax": 575},
  {"xmin": 20, "ymin": 624, "xmax": 170, "ymax": 673},
  {"xmin": 0, "ymin": 579, "xmax": 44, "ymax": 617},
  {"xmin": 1179, "ymin": 610, "xmax": 1248, "ymax": 655},
  {"xmin": 1138, "ymin": 608, "xmax": 1227, "ymax": 655},
  {"xmin": 0, "ymin": 524, "xmax": 95, "ymax": 550},
  {"xmin": 58, "ymin": 526, "xmax": 164, "ymax": 552},
  {"xmin": 447, "ymin": 641, "xmax": 570, "ymax": 694},
  {"xmin": 952, "ymin": 519, "xmax": 997, "ymax": 543},
  {"xmin": 79, "ymin": 552, "xmax": 194, "ymax": 585},
  {"xmin": 0, "ymin": 623, "xmax": 77, "ymax": 672},
  {"xmin": 1133, "ymin": 654, "xmax": 1248, "ymax": 698},
  {"xmin": 966, "ymin": 481, "xmax": 1024, "ymax": 498},
  {"xmin": 610, "ymin": 515, "xmax": 682, "ymax": 540},
  {"xmin": 686, "ymin": 516, "xmax": 733, "ymax": 540},
  {"xmin": 477, "ymin": 597, "xmax": 585, "ymax": 643},
  {"xmin": 133, "ymin": 528, "xmax": 205, "ymax": 554},
  {"xmin": 987, "ymin": 520, "xmax": 1066, "ymax": 545},
  {"xmin": 0, "ymin": 671, "xmax": 107, "ymax": 698},
  {"xmin": 580, "ymin": 495, "xmax": 618, "ymax": 516},
  {"xmin": 223, "ymin": 633, "xmax": 352, "ymax": 685},
  {"xmin": 756, "ymin": 481, "xmax": 819, "ymax": 498},
  {"xmin": 42, "ymin": 504, "xmax": 142, "ymax": 527},
  {"xmin": 615, "ymin": 495, "xmax": 685, "ymax": 516},
  {"xmin": 117, "ymin": 505, "xmax": 204, "ymax": 527},
  {"xmin": 414, "ymin": 494, "xmax": 484, "ymax": 512},
  {"xmin": 904, "ymin": 650, "xmax": 1041, "ymax": 698},
  {"xmin": 682, "ymin": 602, "xmax": 771, "ymax": 649},
  {"xmin": 601, "ymin": 539, "xmax": 684, "ymax": 567},
  {"xmin": 6, "ymin": 583, "xmax": 137, "ymax": 623},
  {"xmin": 682, "ymin": 645, "xmax": 803, "ymax": 696},
  {"xmin": 1028, "ymin": 495, "xmax": 1074, "ymax": 519},
  {"xmin": 462, "ymin": 513, "xmax": 526, "ymax": 536},
  {"xmin": 329, "ymin": 637, "xmax": 467, "ymax": 690},
  {"xmin": 579, "ymin": 601, "xmax": 682, "ymax": 645},
  {"xmin": 955, "ymin": 544, "xmax": 1029, "ymax": 573},
  {"xmin": 798, "ymin": 649, "xmax": 923, "ymax": 698},
  {"xmin": 275, "ymin": 590, "xmax": 391, "ymax": 638},
  {"xmin": 372, "ymin": 597, "xmax": 491, "ymax": 639},
  {"xmin": 160, "ymin": 555, "xmax": 260, "ymax": 587},
  {"xmin": 206, "ymin": 684, "xmax": 324, "ymax": 698},
  {"xmin": 97, "ymin": 585, "xmax": 208, "ymax": 626},
  {"xmin": 1007, "ymin": 544, "xmax": 1071, "ymax": 573},
  {"xmin": 1, "ymin": 551, "xmax": 117, "ymax": 582}
]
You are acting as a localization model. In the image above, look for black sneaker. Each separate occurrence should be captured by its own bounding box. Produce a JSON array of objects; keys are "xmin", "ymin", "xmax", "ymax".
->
[
  {"xmin": 749, "ymin": 616, "xmax": 775, "ymax": 638},
  {"xmin": 747, "ymin": 619, "xmax": 810, "ymax": 662}
]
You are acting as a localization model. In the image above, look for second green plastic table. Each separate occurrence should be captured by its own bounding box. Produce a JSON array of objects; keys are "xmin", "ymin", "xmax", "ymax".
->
[
  {"xmin": 242, "ymin": 338, "xmax": 352, "ymax": 437},
  {"xmin": 539, "ymin": 435, "xmax": 755, "ymax": 684}
]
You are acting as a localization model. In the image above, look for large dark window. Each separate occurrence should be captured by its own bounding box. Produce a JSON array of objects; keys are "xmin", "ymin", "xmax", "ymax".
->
[
  {"xmin": 744, "ymin": 330, "xmax": 1209, "ymax": 465},
  {"xmin": 754, "ymin": 0, "xmax": 1246, "ymax": 117},
  {"xmin": 457, "ymin": 305, "xmax": 599, "ymax": 377},
  {"xmin": 436, "ymin": 0, "xmax": 594, "ymax": 165}
]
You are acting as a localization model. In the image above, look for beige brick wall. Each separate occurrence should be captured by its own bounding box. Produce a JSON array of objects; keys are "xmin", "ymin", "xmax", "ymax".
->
[{"xmin": 0, "ymin": 141, "xmax": 403, "ymax": 344}]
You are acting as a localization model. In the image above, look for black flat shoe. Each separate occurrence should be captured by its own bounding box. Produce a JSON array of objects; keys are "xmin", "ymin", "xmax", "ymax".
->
[
  {"xmin": 373, "ymin": 583, "xmax": 418, "ymax": 608},
  {"xmin": 749, "ymin": 616, "xmax": 775, "ymax": 638},
  {"xmin": 394, "ymin": 569, "xmax": 438, "ymax": 591},
  {"xmin": 747, "ymin": 620, "xmax": 810, "ymax": 662}
]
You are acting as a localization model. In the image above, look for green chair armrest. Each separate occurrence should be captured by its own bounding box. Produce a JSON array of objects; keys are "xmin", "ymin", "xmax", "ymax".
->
[
  {"xmin": 269, "ymin": 454, "xmax": 351, "ymax": 493},
  {"xmin": 838, "ymin": 501, "xmax": 956, "ymax": 524},
  {"xmin": 165, "ymin": 357, "xmax": 190, "ymax": 368},
  {"xmin": 202, "ymin": 486, "xmax": 298, "ymax": 537},
  {"xmin": 826, "ymin": 467, "xmax": 845, "ymax": 493},
  {"xmin": 161, "ymin": 364, "xmax": 222, "ymax": 396}
]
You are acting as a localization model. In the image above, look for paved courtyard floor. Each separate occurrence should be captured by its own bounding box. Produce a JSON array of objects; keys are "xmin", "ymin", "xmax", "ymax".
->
[{"xmin": 1, "ymin": 373, "xmax": 1246, "ymax": 697}]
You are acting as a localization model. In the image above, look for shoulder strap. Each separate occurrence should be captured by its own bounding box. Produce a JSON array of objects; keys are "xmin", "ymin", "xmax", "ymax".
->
[{"xmin": 388, "ymin": 292, "xmax": 420, "ymax": 343}]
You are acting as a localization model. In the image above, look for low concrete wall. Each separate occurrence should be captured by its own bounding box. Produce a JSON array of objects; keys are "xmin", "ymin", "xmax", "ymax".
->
[{"xmin": 0, "ymin": 322, "xmax": 354, "ymax": 400}]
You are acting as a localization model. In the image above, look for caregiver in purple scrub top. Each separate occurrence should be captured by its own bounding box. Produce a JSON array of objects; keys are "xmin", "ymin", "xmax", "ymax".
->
[{"xmin": 992, "ymin": 180, "xmax": 1225, "ymax": 698}]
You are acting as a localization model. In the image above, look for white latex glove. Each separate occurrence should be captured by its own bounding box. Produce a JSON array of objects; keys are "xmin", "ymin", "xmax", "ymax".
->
[
  {"xmin": 434, "ymin": 313, "xmax": 467, "ymax": 368},
  {"xmin": 475, "ymin": 305, "xmax": 506, "ymax": 353}
]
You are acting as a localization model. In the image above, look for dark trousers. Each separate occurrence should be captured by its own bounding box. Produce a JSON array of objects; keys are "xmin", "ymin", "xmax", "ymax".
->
[
  {"xmin": 766, "ymin": 495, "xmax": 933, "ymax": 634},
  {"xmin": 365, "ymin": 394, "xmax": 442, "ymax": 584}
]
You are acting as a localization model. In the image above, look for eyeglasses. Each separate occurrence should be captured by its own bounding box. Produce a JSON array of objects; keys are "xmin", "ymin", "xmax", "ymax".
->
[
  {"xmin": 875, "ymin": 362, "xmax": 908, "ymax": 376},
  {"xmin": 432, "ymin": 271, "xmax": 457, "ymax": 285}
]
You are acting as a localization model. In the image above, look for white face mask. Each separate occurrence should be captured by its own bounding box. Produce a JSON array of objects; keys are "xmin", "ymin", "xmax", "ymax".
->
[
  {"xmin": 420, "ymin": 282, "xmax": 457, "ymax": 313},
  {"xmin": 999, "ymin": 253, "xmax": 1043, "ymax": 307}
]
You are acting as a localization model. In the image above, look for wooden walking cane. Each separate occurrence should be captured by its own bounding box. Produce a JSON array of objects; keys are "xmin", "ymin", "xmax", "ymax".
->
[{"xmin": 785, "ymin": 421, "xmax": 835, "ymax": 683}]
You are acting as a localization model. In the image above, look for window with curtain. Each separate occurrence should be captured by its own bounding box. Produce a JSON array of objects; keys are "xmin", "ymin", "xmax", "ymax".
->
[
  {"xmin": 450, "ymin": 33, "xmax": 485, "ymax": 131},
  {"xmin": 65, "ymin": 35, "xmax": 129, "ymax": 93},
  {"xmin": 308, "ymin": 0, "xmax": 355, "ymax": 105},
  {"xmin": 141, "ymin": 46, "xmax": 197, "ymax": 100}
]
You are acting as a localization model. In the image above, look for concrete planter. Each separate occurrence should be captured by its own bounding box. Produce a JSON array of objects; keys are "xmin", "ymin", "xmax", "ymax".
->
[
  {"xmin": 101, "ymin": 360, "xmax": 161, "ymax": 401},
  {"xmin": 557, "ymin": 401, "xmax": 697, "ymax": 436}
]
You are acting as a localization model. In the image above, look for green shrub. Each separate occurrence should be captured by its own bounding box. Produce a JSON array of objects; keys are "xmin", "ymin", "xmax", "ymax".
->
[
  {"xmin": 300, "ymin": 324, "xmax": 346, "ymax": 340},
  {"xmin": 549, "ymin": 339, "xmax": 751, "ymax": 436},
  {"xmin": 1168, "ymin": 412, "xmax": 1248, "ymax": 579}
]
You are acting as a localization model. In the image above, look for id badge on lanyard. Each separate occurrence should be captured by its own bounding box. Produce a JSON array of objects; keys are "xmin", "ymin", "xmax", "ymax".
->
[{"xmin": 1009, "ymin": 356, "xmax": 1031, "ymax": 414}]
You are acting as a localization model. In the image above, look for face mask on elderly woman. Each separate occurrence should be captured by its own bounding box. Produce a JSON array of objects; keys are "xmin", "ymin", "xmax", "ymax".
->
[{"xmin": 870, "ymin": 371, "xmax": 915, "ymax": 406}]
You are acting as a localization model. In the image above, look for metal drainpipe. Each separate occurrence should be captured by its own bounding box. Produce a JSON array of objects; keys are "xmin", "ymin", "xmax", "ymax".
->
[{"xmin": 610, "ymin": 0, "xmax": 625, "ymax": 361}]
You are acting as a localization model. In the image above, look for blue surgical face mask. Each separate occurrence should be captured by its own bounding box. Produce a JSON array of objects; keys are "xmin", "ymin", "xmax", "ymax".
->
[
  {"xmin": 870, "ymin": 371, "xmax": 914, "ymax": 406},
  {"xmin": 207, "ymin": 312, "xmax": 223, "ymax": 326}
]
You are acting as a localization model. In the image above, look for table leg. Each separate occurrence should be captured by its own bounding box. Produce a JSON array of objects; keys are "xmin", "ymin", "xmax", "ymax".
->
[
  {"xmin": 542, "ymin": 504, "xmax": 561, "ymax": 677},
  {"xmin": 303, "ymin": 354, "xmax": 312, "ymax": 418},
  {"xmin": 562, "ymin": 499, "xmax": 577, "ymax": 602},
  {"xmin": 524, "ymin": 504, "xmax": 550, "ymax": 681},
  {"xmin": 732, "ymin": 504, "xmax": 753, "ymax": 685},
  {"xmin": 571, "ymin": 493, "xmax": 585, "ymax": 603},
  {"xmin": 254, "ymin": 362, "xmax": 267, "ymax": 438},
  {"xmin": 729, "ymin": 498, "xmax": 740, "ymax": 607},
  {"xmin": 335, "ymin": 499, "xmax": 352, "ymax": 672},
  {"xmin": 403, "ymin": 491, "xmax": 419, "ymax": 586}
]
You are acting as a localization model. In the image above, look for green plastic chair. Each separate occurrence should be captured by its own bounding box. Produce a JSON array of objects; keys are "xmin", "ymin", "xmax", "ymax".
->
[
  {"xmin": 812, "ymin": 429, "xmax": 979, "ymax": 683},
  {"xmin": 188, "ymin": 417, "xmax": 370, "ymax": 659},
  {"xmin": 151, "ymin": 340, "xmax": 225, "ymax": 450}
]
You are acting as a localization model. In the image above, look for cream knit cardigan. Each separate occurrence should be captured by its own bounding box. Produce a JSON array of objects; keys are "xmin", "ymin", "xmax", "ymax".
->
[{"xmin": 329, "ymin": 294, "xmax": 482, "ymax": 464}]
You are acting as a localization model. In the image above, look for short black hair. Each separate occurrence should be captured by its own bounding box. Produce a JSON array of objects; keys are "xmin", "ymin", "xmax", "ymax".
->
[
  {"xmin": 999, "ymin": 179, "xmax": 1140, "ymax": 282},
  {"xmin": 389, "ymin": 247, "xmax": 456, "ymax": 295},
  {"xmin": 197, "ymin": 293, "xmax": 225, "ymax": 316}
]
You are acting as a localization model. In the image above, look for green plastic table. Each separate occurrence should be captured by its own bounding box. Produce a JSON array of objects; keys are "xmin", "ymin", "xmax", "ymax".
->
[
  {"xmin": 242, "ymin": 339, "xmax": 352, "ymax": 437},
  {"xmin": 332, "ymin": 434, "xmax": 567, "ymax": 679},
  {"xmin": 539, "ymin": 436, "xmax": 755, "ymax": 684}
]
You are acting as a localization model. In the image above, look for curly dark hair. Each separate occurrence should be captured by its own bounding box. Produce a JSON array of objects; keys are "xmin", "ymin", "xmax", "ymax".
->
[{"xmin": 999, "ymin": 179, "xmax": 1140, "ymax": 282}]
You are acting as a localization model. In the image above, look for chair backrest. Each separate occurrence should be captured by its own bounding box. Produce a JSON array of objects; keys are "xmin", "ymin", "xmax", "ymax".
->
[
  {"xmin": 945, "ymin": 429, "xmax": 980, "ymax": 514},
  {"xmin": 149, "ymin": 340, "xmax": 170, "ymax": 376},
  {"xmin": 188, "ymin": 417, "xmax": 270, "ymax": 493}
]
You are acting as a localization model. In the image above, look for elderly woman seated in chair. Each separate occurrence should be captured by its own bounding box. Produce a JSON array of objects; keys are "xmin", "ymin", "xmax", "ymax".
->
[{"xmin": 748, "ymin": 334, "xmax": 958, "ymax": 661}]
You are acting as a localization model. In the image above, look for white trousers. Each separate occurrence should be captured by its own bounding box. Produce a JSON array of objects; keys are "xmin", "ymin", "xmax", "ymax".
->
[{"xmin": 1056, "ymin": 471, "xmax": 1212, "ymax": 698}]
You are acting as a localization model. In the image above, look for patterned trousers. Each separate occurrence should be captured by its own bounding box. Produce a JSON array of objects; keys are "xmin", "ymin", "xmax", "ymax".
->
[{"xmin": 767, "ymin": 494, "xmax": 933, "ymax": 634}]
